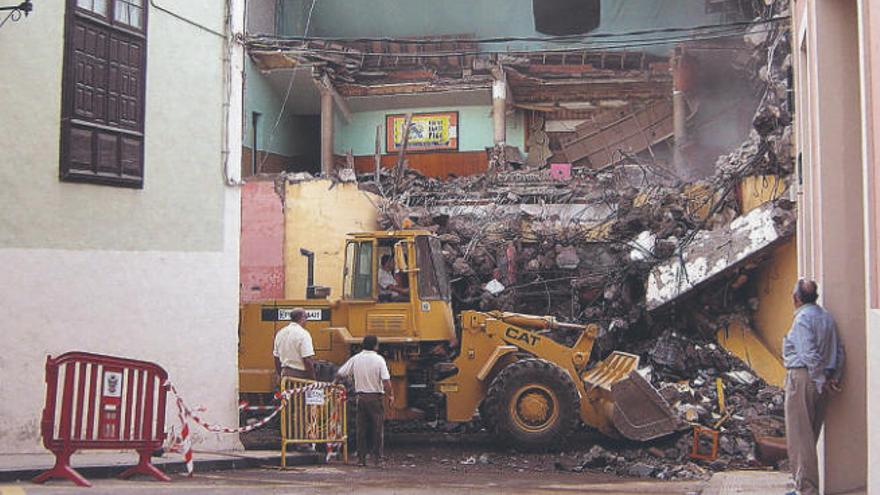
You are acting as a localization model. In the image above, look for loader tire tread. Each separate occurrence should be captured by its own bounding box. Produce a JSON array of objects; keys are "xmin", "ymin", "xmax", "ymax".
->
[{"xmin": 485, "ymin": 358, "xmax": 579, "ymax": 451}]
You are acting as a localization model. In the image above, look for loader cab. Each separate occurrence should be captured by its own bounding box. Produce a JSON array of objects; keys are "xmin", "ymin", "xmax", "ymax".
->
[{"xmin": 341, "ymin": 232, "xmax": 456, "ymax": 344}]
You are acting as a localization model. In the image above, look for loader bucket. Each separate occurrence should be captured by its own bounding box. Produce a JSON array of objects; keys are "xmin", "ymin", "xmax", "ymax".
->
[{"xmin": 610, "ymin": 371, "xmax": 687, "ymax": 441}]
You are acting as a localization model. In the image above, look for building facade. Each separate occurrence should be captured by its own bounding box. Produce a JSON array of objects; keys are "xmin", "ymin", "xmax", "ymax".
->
[
  {"xmin": 0, "ymin": 0, "xmax": 245, "ymax": 452},
  {"xmin": 792, "ymin": 0, "xmax": 879, "ymax": 493}
]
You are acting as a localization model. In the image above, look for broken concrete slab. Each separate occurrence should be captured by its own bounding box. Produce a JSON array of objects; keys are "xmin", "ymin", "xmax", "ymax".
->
[{"xmin": 645, "ymin": 201, "xmax": 796, "ymax": 310}]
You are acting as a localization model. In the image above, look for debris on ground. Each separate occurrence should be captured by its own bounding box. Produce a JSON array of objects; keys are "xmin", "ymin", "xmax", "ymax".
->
[{"xmin": 353, "ymin": 1, "xmax": 793, "ymax": 480}]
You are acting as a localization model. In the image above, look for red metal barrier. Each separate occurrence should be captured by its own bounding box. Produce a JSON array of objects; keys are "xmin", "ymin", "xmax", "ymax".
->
[{"xmin": 33, "ymin": 351, "xmax": 170, "ymax": 487}]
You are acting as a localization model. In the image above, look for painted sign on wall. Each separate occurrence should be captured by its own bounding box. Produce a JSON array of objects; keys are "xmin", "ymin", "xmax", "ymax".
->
[{"xmin": 386, "ymin": 112, "xmax": 459, "ymax": 152}]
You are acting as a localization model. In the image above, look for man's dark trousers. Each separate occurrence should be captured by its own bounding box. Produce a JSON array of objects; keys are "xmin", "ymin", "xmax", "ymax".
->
[{"xmin": 356, "ymin": 393, "xmax": 385, "ymax": 464}]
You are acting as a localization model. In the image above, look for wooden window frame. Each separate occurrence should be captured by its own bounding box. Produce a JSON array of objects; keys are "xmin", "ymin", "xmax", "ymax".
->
[{"xmin": 60, "ymin": 0, "xmax": 148, "ymax": 188}]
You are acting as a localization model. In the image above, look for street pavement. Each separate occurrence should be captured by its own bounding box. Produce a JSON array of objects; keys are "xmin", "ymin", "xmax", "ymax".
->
[{"xmin": 1, "ymin": 464, "xmax": 792, "ymax": 495}]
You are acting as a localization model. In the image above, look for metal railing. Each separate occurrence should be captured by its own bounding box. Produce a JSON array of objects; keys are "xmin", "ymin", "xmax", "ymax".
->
[{"xmin": 280, "ymin": 378, "xmax": 348, "ymax": 466}]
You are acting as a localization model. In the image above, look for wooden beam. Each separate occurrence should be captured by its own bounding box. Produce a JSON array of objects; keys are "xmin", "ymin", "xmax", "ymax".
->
[
  {"xmin": 317, "ymin": 73, "xmax": 353, "ymax": 124},
  {"xmin": 393, "ymin": 113, "xmax": 413, "ymax": 195}
]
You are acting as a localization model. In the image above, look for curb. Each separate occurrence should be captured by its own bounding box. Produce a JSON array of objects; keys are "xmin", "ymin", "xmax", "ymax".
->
[{"xmin": 0, "ymin": 452, "xmax": 322, "ymax": 483}]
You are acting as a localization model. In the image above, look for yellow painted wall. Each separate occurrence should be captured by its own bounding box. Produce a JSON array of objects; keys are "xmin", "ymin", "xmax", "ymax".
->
[
  {"xmin": 740, "ymin": 175, "xmax": 787, "ymax": 214},
  {"xmin": 715, "ymin": 239, "xmax": 795, "ymax": 388},
  {"xmin": 751, "ymin": 237, "xmax": 798, "ymax": 360},
  {"xmin": 284, "ymin": 180, "xmax": 380, "ymax": 299},
  {"xmin": 714, "ymin": 176, "xmax": 795, "ymax": 387},
  {"xmin": 716, "ymin": 319, "xmax": 786, "ymax": 388}
]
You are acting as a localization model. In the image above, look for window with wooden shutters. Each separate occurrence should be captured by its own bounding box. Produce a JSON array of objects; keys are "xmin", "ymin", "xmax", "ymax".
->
[{"xmin": 61, "ymin": 0, "xmax": 147, "ymax": 188}]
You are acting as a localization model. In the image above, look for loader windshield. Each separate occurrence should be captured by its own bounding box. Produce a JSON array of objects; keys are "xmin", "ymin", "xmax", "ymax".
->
[{"xmin": 415, "ymin": 236, "xmax": 450, "ymax": 301}]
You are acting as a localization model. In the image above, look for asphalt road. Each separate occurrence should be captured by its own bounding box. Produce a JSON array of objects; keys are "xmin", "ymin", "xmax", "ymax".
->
[{"xmin": 4, "ymin": 464, "xmax": 705, "ymax": 495}]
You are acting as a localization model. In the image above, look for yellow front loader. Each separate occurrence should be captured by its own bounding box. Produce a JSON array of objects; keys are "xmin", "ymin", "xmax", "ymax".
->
[{"xmin": 239, "ymin": 230, "xmax": 684, "ymax": 450}]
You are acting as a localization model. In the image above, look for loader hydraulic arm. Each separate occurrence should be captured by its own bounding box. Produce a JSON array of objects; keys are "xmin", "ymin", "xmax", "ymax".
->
[{"xmin": 488, "ymin": 312, "xmax": 599, "ymax": 374}]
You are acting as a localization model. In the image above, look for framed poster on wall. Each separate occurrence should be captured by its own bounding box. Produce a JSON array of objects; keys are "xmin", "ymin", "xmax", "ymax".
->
[{"xmin": 386, "ymin": 111, "xmax": 459, "ymax": 153}]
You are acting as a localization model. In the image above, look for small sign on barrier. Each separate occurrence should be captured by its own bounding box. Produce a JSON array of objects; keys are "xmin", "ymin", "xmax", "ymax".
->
[{"xmin": 305, "ymin": 389, "xmax": 325, "ymax": 406}]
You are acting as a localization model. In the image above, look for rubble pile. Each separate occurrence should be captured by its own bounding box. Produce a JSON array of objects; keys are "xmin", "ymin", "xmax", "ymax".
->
[
  {"xmin": 355, "ymin": 0, "xmax": 794, "ymax": 334},
  {"xmin": 356, "ymin": 0, "xmax": 793, "ymax": 479},
  {"xmin": 604, "ymin": 331, "xmax": 786, "ymax": 477}
]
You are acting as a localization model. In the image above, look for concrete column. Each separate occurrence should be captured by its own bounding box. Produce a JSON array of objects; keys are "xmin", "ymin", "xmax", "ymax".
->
[
  {"xmin": 320, "ymin": 89, "xmax": 334, "ymax": 175},
  {"xmin": 492, "ymin": 78, "xmax": 507, "ymax": 145},
  {"xmin": 800, "ymin": 0, "xmax": 868, "ymax": 492},
  {"xmin": 672, "ymin": 90, "xmax": 687, "ymax": 173},
  {"xmin": 671, "ymin": 47, "xmax": 692, "ymax": 179}
]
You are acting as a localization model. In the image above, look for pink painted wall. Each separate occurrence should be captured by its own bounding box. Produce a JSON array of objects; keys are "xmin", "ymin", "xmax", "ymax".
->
[
  {"xmin": 240, "ymin": 180, "xmax": 284, "ymax": 302},
  {"xmin": 793, "ymin": 1, "xmax": 869, "ymax": 492}
]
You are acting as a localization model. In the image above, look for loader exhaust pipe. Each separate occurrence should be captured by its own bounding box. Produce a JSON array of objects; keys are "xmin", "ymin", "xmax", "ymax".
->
[
  {"xmin": 300, "ymin": 248, "xmax": 315, "ymax": 293},
  {"xmin": 299, "ymin": 248, "xmax": 331, "ymax": 299}
]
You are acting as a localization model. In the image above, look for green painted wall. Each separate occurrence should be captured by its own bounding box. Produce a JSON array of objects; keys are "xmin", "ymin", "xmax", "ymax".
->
[
  {"xmin": 279, "ymin": 0, "xmax": 738, "ymax": 55},
  {"xmin": 244, "ymin": 57, "xmax": 302, "ymax": 158},
  {"xmin": 334, "ymin": 105, "xmax": 525, "ymax": 155},
  {"xmin": 0, "ymin": 0, "xmax": 230, "ymax": 252}
]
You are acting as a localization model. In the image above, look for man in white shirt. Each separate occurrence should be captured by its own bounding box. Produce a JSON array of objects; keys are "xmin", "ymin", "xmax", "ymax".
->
[
  {"xmin": 378, "ymin": 255, "xmax": 408, "ymax": 302},
  {"xmin": 273, "ymin": 308, "xmax": 316, "ymax": 382},
  {"xmin": 333, "ymin": 335, "xmax": 393, "ymax": 467}
]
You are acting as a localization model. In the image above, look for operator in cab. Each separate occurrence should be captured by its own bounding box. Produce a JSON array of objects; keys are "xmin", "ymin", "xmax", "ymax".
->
[{"xmin": 378, "ymin": 254, "xmax": 408, "ymax": 302}]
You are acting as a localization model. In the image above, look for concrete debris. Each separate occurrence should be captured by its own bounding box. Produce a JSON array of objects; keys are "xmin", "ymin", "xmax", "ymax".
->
[
  {"xmin": 356, "ymin": 0, "xmax": 792, "ymax": 481},
  {"xmin": 646, "ymin": 200, "xmax": 796, "ymax": 310},
  {"xmin": 484, "ymin": 279, "xmax": 505, "ymax": 295},
  {"xmin": 336, "ymin": 168, "xmax": 358, "ymax": 182},
  {"xmin": 725, "ymin": 370, "xmax": 758, "ymax": 385}
]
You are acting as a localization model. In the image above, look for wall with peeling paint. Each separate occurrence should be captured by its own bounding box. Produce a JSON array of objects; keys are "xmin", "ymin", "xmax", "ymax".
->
[
  {"xmin": 241, "ymin": 181, "xmax": 285, "ymax": 302},
  {"xmin": 0, "ymin": 1, "xmax": 242, "ymax": 453},
  {"xmin": 283, "ymin": 180, "xmax": 380, "ymax": 299}
]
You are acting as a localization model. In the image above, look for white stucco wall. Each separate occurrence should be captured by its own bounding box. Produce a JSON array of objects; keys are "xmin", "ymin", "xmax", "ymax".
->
[{"xmin": 0, "ymin": 1, "xmax": 243, "ymax": 452}]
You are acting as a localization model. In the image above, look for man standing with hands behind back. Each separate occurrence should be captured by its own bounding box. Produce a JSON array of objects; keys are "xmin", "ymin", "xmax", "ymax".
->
[
  {"xmin": 783, "ymin": 279, "xmax": 845, "ymax": 495},
  {"xmin": 334, "ymin": 335, "xmax": 393, "ymax": 468}
]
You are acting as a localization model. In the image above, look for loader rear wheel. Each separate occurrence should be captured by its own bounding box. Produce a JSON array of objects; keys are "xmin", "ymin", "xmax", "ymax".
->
[{"xmin": 485, "ymin": 358, "xmax": 579, "ymax": 451}]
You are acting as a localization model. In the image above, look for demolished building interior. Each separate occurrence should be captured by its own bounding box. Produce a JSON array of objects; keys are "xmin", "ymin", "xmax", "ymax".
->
[{"xmin": 241, "ymin": 0, "xmax": 796, "ymax": 480}]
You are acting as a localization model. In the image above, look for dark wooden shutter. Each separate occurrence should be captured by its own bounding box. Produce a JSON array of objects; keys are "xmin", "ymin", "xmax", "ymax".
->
[{"xmin": 60, "ymin": 1, "xmax": 147, "ymax": 188}]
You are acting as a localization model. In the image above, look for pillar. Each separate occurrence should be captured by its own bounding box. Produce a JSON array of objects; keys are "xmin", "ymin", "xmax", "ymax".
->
[
  {"xmin": 320, "ymin": 89, "xmax": 334, "ymax": 175},
  {"xmin": 671, "ymin": 46, "xmax": 693, "ymax": 179},
  {"xmin": 492, "ymin": 78, "xmax": 507, "ymax": 145}
]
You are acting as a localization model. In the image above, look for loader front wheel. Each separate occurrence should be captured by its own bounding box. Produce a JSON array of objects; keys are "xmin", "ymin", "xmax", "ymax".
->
[{"xmin": 485, "ymin": 358, "xmax": 579, "ymax": 451}]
